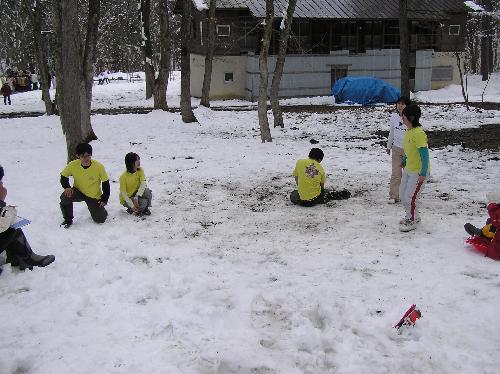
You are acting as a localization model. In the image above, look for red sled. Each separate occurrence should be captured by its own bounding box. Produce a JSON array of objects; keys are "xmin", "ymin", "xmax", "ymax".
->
[
  {"xmin": 394, "ymin": 304, "xmax": 421, "ymax": 330},
  {"xmin": 466, "ymin": 236, "xmax": 489, "ymax": 255}
]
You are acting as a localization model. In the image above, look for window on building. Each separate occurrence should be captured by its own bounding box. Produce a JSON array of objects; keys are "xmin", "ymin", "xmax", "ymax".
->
[
  {"xmin": 432, "ymin": 66, "xmax": 453, "ymax": 81},
  {"xmin": 217, "ymin": 25, "xmax": 231, "ymax": 37},
  {"xmin": 332, "ymin": 22, "xmax": 348, "ymax": 51},
  {"xmin": 239, "ymin": 17, "xmax": 258, "ymax": 52},
  {"xmin": 289, "ymin": 20, "xmax": 311, "ymax": 53},
  {"xmin": 448, "ymin": 25, "xmax": 460, "ymax": 36},
  {"xmin": 383, "ymin": 21, "xmax": 400, "ymax": 48},
  {"xmin": 410, "ymin": 21, "xmax": 439, "ymax": 50},
  {"xmin": 224, "ymin": 72, "xmax": 234, "ymax": 83}
]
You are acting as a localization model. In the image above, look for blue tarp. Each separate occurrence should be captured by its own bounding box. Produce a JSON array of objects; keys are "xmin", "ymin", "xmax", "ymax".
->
[{"xmin": 332, "ymin": 76, "xmax": 401, "ymax": 105}]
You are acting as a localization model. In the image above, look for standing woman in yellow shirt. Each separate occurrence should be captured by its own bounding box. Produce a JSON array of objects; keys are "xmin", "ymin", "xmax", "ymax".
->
[
  {"xmin": 399, "ymin": 104, "xmax": 430, "ymax": 232},
  {"xmin": 119, "ymin": 153, "xmax": 152, "ymax": 216}
]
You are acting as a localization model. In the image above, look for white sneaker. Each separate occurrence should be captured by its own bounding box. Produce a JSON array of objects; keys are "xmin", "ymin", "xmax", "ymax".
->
[
  {"xmin": 388, "ymin": 198, "xmax": 400, "ymax": 204},
  {"xmin": 399, "ymin": 217, "xmax": 421, "ymax": 225},
  {"xmin": 400, "ymin": 219, "xmax": 417, "ymax": 232}
]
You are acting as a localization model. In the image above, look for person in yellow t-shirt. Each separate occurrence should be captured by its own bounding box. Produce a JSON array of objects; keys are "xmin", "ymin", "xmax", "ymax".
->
[
  {"xmin": 119, "ymin": 152, "xmax": 152, "ymax": 216},
  {"xmin": 290, "ymin": 148, "xmax": 327, "ymax": 207},
  {"xmin": 399, "ymin": 104, "xmax": 430, "ymax": 232},
  {"xmin": 59, "ymin": 143, "xmax": 110, "ymax": 228}
]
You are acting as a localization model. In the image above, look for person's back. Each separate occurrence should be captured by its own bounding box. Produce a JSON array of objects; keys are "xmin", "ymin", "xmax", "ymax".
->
[
  {"xmin": 290, "ymin": 148, "xmax": 326, "ymax": 207},
  {"xmin": 294, "ymin": 158, "xmax": 325, "ymax": 201}
]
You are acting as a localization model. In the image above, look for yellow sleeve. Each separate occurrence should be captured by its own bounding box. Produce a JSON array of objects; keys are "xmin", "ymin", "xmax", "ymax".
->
[
  {"xmin": 100, "ymin": 163, "xmax": 109, "ymax": 182},
  {"xmin": 119, "ymin": 174, "xmax": 127, "ymax": 195},
  {"xmin": 414, "ymin": 130, "xmax": 428, "ymax": 149},
  {"xmin": 139, "ymin": 168, "xmax": 146, "ymax": 182},
  {"xmin": 61, "ymin": 162, "xmax": 73, "ymax": 177}
]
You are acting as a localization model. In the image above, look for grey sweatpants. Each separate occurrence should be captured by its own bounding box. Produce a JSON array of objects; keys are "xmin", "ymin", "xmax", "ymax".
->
[
  {"xmin": 399, "ymin": 170, "xmax": 426, "ymax": 222},
  {"xmin": 123, "ymin": 188, "xmax": 153, "ymax": 212}
]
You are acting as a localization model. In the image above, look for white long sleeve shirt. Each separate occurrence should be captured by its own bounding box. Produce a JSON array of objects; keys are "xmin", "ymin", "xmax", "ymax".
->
[{"xmin": 387, "ymin": 112, "xmax": 406, "ymax": 149}]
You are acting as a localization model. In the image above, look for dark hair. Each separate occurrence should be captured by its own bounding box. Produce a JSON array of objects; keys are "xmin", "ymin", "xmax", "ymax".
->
[
  {"xmin": 402, "ymin": 104, "xmax": 422, "ymax": 127},
  {"xmin": 75, "ymin": 143, "xmax": 92, "ymax": 156},
  {"xmin": 308, "ymin": 148, "xmax": 324, "ymax": 162},
  {"xmin": 125, "ymin": 152, "xmax": 139, "ymax": 173},
  {"xmin": 0, "ymin": 165, "xmax": 3, "ymax": 181},
  {"xmin": 396, "ymin": 96, "xmax": 411, "ymax": 106}
]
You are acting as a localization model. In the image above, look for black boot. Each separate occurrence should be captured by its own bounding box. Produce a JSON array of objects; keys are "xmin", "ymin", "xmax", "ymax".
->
[
  {"xmin": 18, "ymin": 253, "xmax": 55, "ymax": 271},
  {"xmin": 464, "ymin": 223, "xmax": 482, "ymax": 237}
]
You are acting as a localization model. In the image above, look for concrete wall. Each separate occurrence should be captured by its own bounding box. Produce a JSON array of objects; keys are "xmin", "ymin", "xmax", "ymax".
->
[
  {"xmin": 190, "ymin": 54, "xmax": 247, "ymax": 99},
  {"xmin": 431, "ymin": 52, "xmax": 461, "ymax": 90},
  {"xmin": 415, "ymin": 50, "xmax": 433, "ymax": 91},
  {"xmin": 245, "ymin": 49, "xmax": 404, "ymax": 100}
]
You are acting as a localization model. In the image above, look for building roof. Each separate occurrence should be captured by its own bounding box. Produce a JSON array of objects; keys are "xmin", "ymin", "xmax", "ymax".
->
[{"xmin": 205, "ymin": 0, "xmax": 467, "ymax": 19}]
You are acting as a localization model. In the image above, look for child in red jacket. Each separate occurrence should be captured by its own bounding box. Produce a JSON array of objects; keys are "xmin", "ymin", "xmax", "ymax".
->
[{"xmin": 465, "ymin": 192, "xmax": 500, "ymax": 260}]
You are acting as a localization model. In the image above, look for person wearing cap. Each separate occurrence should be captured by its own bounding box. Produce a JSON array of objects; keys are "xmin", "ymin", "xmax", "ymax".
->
[
  {"xmin": 0, "ymin": 165, "xmax": 55, "ymax": 271},
  {"xmin": 386, "ymin": 96, "xmax": 411, "ymax": 204},
  {"xmin": 399, "ymin": 104, "xmax": 430, "ymax": 232}
]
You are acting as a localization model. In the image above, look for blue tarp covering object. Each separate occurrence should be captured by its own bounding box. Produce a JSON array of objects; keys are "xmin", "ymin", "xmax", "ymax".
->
[{"xmin": 332, "ymin": 76, "xmax": 401, "ymax": 105}]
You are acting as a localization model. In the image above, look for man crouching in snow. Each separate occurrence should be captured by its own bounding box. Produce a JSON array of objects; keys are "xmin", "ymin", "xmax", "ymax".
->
[
  {"xmin": 59, "ymin": 143, "xmax": 110, "ymax": 228},
  {"xmin": 290, "ymin": 148, "xmax": 326, "ymax": 207}
]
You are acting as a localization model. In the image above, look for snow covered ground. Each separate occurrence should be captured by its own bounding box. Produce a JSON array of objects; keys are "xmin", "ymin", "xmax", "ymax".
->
[{"xmin": 0, "ymin": 74, "xmax": 499, "ymax": 373}]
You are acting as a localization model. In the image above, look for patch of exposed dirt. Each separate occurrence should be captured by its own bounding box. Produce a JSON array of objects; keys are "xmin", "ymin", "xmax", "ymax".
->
[{"xmin": 374, "ymin": 123, "xmax": 500, "ymax": 151}]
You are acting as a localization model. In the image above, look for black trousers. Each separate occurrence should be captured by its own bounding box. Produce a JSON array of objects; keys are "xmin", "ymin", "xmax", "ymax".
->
[
  {"xmin": 60, "ymin": 188, "xmax": 107, "ymax": 223},
  {"xmin": 0, "ymin": 228, "xmax": 31, "ymax": 261},
  {"xmin": 3, "ymin": 95, "xmax": 11, "ymax": 105},
  {"xmin": 290, "ymin": 189, "xmax": 325, "ymax": 207}
]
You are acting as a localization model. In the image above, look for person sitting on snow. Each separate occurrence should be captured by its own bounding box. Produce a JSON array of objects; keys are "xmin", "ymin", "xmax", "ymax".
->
[
  {"xmin": 119, "ymin": 152, "xmax": 152, "ymax": 216},
  {"xmin": 465, "ymin": 192, "xmax": 500, "ymax": 261},
  {"xmin": 0, "ymin": 165, "xmax": 55, "ymax": 271},
  {"xmin": 290, "ymin": 148, "xmax": 327, "ymax": 207}
]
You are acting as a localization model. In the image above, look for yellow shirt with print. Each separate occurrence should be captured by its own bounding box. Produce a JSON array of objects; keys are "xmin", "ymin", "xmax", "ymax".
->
[
  {"xmin": 403, "ymin": 127, "xmax": 430, "ymax": 173},
  {"xmin": 119, "ymin": 168, "xmax": 146, "ymax": 204},
  {"xmin": 61, "ymin": 160, "xmax": 109, "ymax": 200},
  {"xmin": 292, "ymin": 158, "xmax": 326, "ymax": 201}
]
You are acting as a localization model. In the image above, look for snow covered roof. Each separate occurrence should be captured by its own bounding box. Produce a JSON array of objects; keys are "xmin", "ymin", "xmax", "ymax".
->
[
  {"xmin": 197, "ymin": 0, "xmax": 468, "ymax": 19},
  {"xmin": 464, "ymin": 1, "xmax": 485, "ymax": 11}
]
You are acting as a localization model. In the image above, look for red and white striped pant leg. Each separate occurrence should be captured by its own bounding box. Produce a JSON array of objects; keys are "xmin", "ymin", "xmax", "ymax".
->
[{"xmin": 400, "ymin": 170, "xmax": 426, "ymax": 222}]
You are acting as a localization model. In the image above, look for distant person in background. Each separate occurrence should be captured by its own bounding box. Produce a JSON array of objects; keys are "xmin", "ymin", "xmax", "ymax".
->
[
  {"xmin": 399, "ymin": 104, "xmax": 430, "ymax": 232},
  {"xmin": 119, "ymin": 152, "xmax": 152, "ymax": 216},
  {"xmin": 386, "ymin": 96, "xmax": 411, "ymax": 204},
  {"xmin": 103, "ymin": 70, "xmax": 110, "ymax": 84},
  {"xmin": 31, "ymin": 72, "xmax": 39, "ymax": 90},
  {"xmin": 60, "ymin": 143, "xmax": 110, "ymax": 228},
  {"xmin": 1, "ymin": 82, "xmax": 12, "ymax": 105},
  {"xmin": 51, "ymin": 73, "xmax": 56, "ymax": 89},
  {"xmin": 0, "ymin": 165, "xmax": 55, "ymax": 271}
]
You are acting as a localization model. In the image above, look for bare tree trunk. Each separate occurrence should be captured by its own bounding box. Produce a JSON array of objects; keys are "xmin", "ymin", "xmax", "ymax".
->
[
  {"xmin": 180, "ymin": 0, "xmax": 197, "ymax": 123},
  {"xmin": 54, "ymin": 0, "xmax": 100, "ymax": 162},
  {"xmin": 270, "ymin": 0, "xmax": 297, "ymax": 128},
  {"xmin": 455, "ymin": 52, "xmax": 469, "ymax": 111},
  {"xmin": 480, "ymin": 12, "xmax": 490, "ymax": 81},
  {"xmin": 54, "ymin": 0, "xmax": 84, "ymax": 162},
  {"xmin": 399, "ymin": 0, "xmax": 410, "ymax": 97},
  {"xmin": 31, "ymin": 0, "xmax": 53, "ymax": 115},
  {"xmin": 200, "ymin": 0, "xmax": 216, "ymax": 108},
  {"xmin": 153, "ymin": 0, "xmax": 170, "ymax": 110},
  {"xmin": 81, "ymin": 0, "xmax": 100, "ymax": 142},
  {"xmin": 140, "ymin": 0, "xmax": 154, "ymax": 99},
  {"xmin": 257, "ymin": 0, "xmax": 274, "ymax": 143}
]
